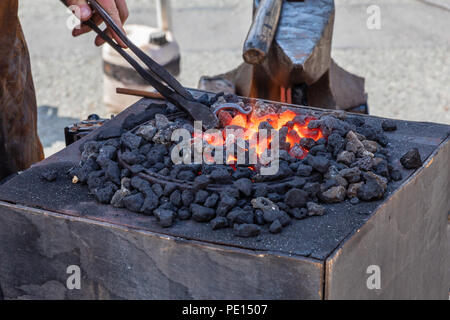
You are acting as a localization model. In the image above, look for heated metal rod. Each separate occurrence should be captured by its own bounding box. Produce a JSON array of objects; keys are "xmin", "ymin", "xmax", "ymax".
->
[{"xmin": 116, "ymin": 88, "xmax": 165, "ymax": 100}]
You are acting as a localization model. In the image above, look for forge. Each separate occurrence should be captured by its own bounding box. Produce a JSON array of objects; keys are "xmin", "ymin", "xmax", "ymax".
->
[{"xmin": 0, "ymin": 91, "xmax": 448, "ymax": 299}]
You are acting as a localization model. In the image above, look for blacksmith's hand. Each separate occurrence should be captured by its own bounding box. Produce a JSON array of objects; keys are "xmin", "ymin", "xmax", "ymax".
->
[{"xmin": 66, "ymin": 0, "xmax": 129, "ymax": 48}]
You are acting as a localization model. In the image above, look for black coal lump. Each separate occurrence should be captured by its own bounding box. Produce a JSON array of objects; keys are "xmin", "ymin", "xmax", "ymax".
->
[
  {"xmin": 193, "ymin": 175, "xmax": 211, "ymax": 190},
  {"xmin": 181, "ymin": 189, "xmax": 195, "ymax": 207},
  {"xmin": 123, "ymin": 192, "xmax": 145, "ymax": 212},
  {"xmin": 131, "ymin": 176, "xmax": 153, "ymax": 195},
  {"xmin": 232, "ymin": 167, "xmax": 253, "ymax": 180},
  {"xmin": 154, "ymin": 209, "xmax": 175, "ymax": 228},
  {"xmin": 287, "ymin": 176, "xmax": 306, "ymax": 189},
  {"xmin": 289, "ymin": 207, "xmax": 308, "ymax": 220},
  {"xmin": 93, "ymin": 183, "xmax": 117, "ymax": 204},
  {"xmin": 204, "ymin": 193, "xmax": 219, "ymax": 208},
  {"xmin": 299, "ymin": 137, "xmax": 316, "ymax": 150},
  {"xmin": 177, "ymin": 170, "xmax": 196, "ymax": 181},
  {"xmin": 357, "ymin": 179, "xmax": 384, "ymax": 201},
  {"xmin": 297, "ymin": 164, "xmax": 313, "ymax": 177},
  {"xmin": 374, "ymin": 159, "xmax": 389, "ymax": 178},
  {"xmin": 254, "ymin": 185, "xmax": 268, "ymax": 197},
  {"xmin": 220, "ymin": 187, "xmax": 240, "ymax": 199},
  {"xmin": 233, "ymin": 224, "xmax": 260, "ymax": 238},
  {"xmin": 400, "ymin": 148, "xmax": 422, "ymax": 169},
  {"xmin": 96, "ymin": 125, "xmax": 123, "ymax": 140},
  {"xmin": 178, "ymin": 208, "xmax": 191, "ymax": 220},
  {"xmin": 141, "ymin": 193, "xmax": 160, "ymax": 214},
  {"xmin": 78, "ymin": 158, "xmax": 100, "ymax": 183},
  {"xmin": 224, "ymin": 93, "xmax": 240, "ymax": 103},
  {"xmin": 146, "ymin": 148, "xmax": 165, "ymax": 165},
  {"xmin": 210, "ymin": 168, "xmax": 232, "ymax": 183},
  {"xmin": 191, "ymin": 204, "xmax": 216, "ymax": 222},
  {"xmin": 285, "ymin": 188, "xmax": 309, "ymax": 208},
  {"xmin": 269, "ymin": 220, "xmax": 283, "ymax": 234},
  {"xmin": 87, "ymin": 171, "xmax": 106, "ymax": 190},
  {"xmin": 98, "ymin": 145, "xmax": 117, "ymax": 161},
  {"xmin": 158, "ymin": 168, "xmax": 170, "ymax": 176},
  {"xmin": 105, "ymin": 162, "xmax": 121, "ymax": 185},
  {"xmin": 306, "ymin": 155, "xmax": 330, "ymax": 173},
  {"xmin": 308, "ymin": 144, "xmax": 327, "ymax": 156},
  {"xmin": 267, "ymin": 193, "xmax": 283, "ymax": 202},
  {"xmin": 158, "ymin": 202, "xmax": 176, "ymax": 212},
  {"xmin": 139, "ymin": 143, "xmax": 153, "ymax": 155},
  {"xmin": 229, "ymin": 208, "xmax": 254, "ymax": 225},
  {"xmin": 121, "ymin": 150, "xmax": 144, "ymax": 165},
  {"xmin": 194, "ymin": 190, "xmax": 209, "ymax": 204},
  {"xmin": 303, "ymin": 182, "xmax": 320, "ymax": 198},
  {"xmin": 209, "ymin": 92, "xmax": 224, "ymax": 105},
  {"xmin": 356, "ymin": 124, "xmax": 388, "ymax": 147},
  {"xmin": 211, "ymin": 217, "xmax": 228, "ymax": 230},
  {"xmin": 120, "ymin": 168, "xmax": 131, "ymax": 179},
  {"xmin": 159, "ymin": 196, "xmax": 170, "ymax": 205},
  {"xmin": 327, "ymin": 132, "xmax": 345, "ymax": 157},
  {"xmin": 382, "ymin": 119, "xmax": 397, "ymax": 131},
  {"xmin": 151, "ymin": 184, "xmax": 164, "ymax": 197},
  {"xmin": 121, "ymin": 132, "xmax": 143, "ymax": 150},
  {"xmin": 169, "ymin": 190, "xmax": 182, "ymax": 207},
  {"xmin": 163, "ymin": 183, "xmax": 177, "ymax": 196},
  {"xmin": 237, "ymin": 198, "xmax": 248, "ymax": 208},
  {"xmin": 254, "ymin": 210, "xmax": 265, "ymax": 225},
  {"xmin": 345, "ymin": 116, "xmax": 365, "ymax": 127},
  {"xmin": 389, "ymin": 165, "xmax": 403, "ymax": 181},
  {"xmin": 233, "ymin": 178, "xmax": 253, "ymax": 197},
  {"xmin": 40, "ymin": 168, "xmax": 58, "ymax": 182},
  {"xmin": 216, "ymin": 195, "xmax": 237, "ymax": 216}
]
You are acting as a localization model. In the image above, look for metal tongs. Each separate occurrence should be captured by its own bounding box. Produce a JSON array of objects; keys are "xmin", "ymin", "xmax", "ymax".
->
[{"xmin": 60, "ymin": 0, "xmax": 219, "ymax": 129}]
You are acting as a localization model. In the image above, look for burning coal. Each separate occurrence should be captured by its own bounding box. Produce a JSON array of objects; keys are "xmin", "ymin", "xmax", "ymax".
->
[{"xmin": 63, "ymin": 93, "xmax": 404, "ymax": 238}]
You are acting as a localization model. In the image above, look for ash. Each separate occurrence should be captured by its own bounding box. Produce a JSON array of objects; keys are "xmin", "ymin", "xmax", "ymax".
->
[{"xmin": 64, "ymin": 93, "xmax": 406, "ymax": 238}]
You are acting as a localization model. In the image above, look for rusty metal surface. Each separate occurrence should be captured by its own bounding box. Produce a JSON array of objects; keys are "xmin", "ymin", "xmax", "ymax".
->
[
  {"xmin": 0, "ymin": 201, "xmax": 323, "ymax": 299},
  {"xmin": 325, "ymin": 138, "xmax": 450, "ymax": 300}
]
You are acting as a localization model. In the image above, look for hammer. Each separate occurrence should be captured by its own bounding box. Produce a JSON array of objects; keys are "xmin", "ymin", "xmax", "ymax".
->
[{"xmin": 243, "ymin": 0, "xmax": 284, "ymax": 65}]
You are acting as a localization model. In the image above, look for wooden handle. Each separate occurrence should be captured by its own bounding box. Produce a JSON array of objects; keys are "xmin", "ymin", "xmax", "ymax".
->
[
  {"xmin": 243, "ymin": 0, "xmax": 283, "ymax": 65},
  {"xmin": 116, "ymin": 88, "xmax": 164, "ymax": 100}
]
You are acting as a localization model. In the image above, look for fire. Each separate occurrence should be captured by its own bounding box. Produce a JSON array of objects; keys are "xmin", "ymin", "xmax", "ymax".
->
[{"xmin": 202, "ymin": 108, "xmax": 325, "ymax": 165}]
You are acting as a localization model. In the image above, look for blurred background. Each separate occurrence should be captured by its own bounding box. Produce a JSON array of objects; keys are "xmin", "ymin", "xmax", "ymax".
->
[{"xmin": 18, "ymin": 0, "xmax": 449, "ymax": 157}]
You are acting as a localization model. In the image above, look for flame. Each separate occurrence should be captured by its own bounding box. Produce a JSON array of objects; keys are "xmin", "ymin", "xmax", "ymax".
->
[{"xmin": 201, "ymin": 108, "xmax": 324, "ymax": 167}]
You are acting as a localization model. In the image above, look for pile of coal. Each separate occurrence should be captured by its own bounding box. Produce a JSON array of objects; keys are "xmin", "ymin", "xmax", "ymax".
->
[{"xmin": 62, "ymin": 95, "xmax": 405, "ymax": 238}]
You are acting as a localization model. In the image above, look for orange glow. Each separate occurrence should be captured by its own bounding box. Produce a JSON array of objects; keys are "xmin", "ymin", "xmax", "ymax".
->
[
  {"xmin": 229, "ymin": 113, "xmax": 247, "ymax": 128},
  {"xmin": 227, "ymin": 154, "xmax": 237, "ymax": 164},
  {"xmin": 201, "ymin": 108, "xmax": 324, "ymax": 164}
]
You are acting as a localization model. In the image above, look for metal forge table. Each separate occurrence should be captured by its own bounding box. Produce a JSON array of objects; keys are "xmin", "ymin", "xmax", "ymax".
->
[{"xmin": 0, "ymin": 94, "xmax": 449, "ymax": 300}]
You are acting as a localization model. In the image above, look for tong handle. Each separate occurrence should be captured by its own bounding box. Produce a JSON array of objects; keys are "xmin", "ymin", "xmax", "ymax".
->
[{"xmin": 87, "ymin": 0, "xmax": 193, "ymax": 102}]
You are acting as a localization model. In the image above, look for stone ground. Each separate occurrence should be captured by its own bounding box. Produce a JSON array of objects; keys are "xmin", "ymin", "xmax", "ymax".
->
[{"xmin": 18, "ymin": 0, "xmax": 449, "ymax": 157}]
